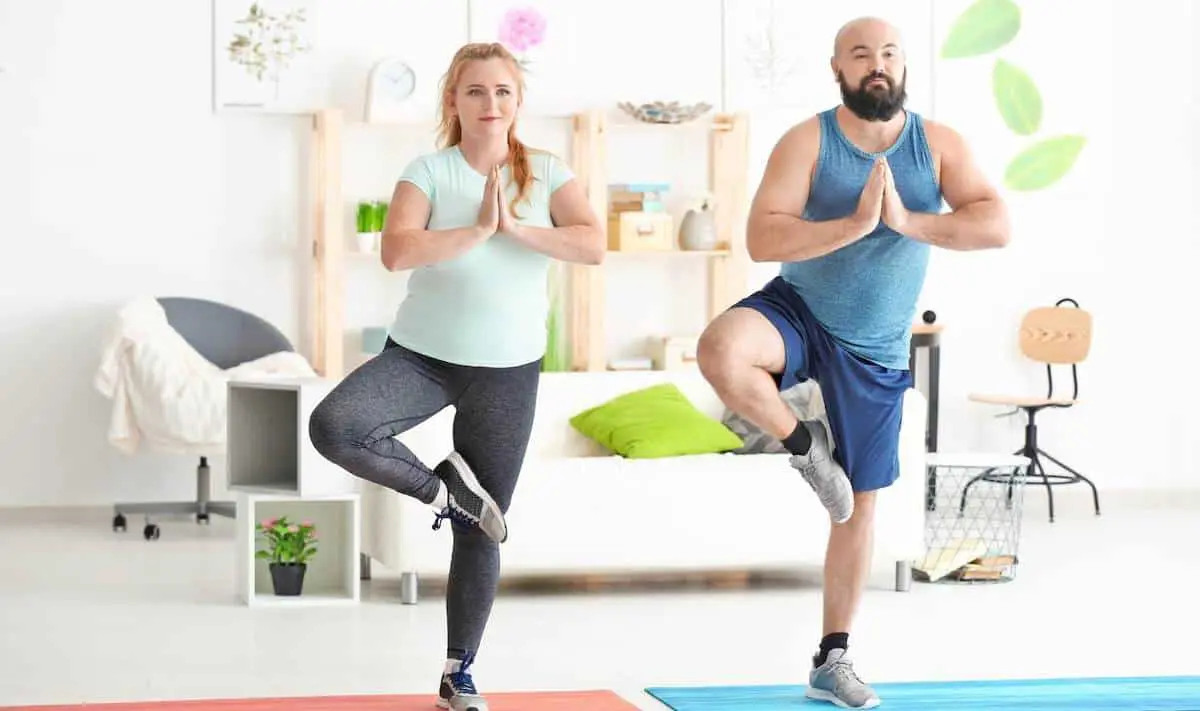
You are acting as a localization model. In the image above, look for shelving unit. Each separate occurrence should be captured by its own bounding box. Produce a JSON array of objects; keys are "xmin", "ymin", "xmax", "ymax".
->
[
  {"xmin": 226, "ymin": 374, "xmax": 363, "ymax": 607},
  {"xmin": 565, "ymin": 110, "xmax": 751, "ymax": 372},
  {"xmin": 307, "ymin": 107, "xmax": 750, "ymax": 378},
  {"xmin": 235, "ymin": 490, "xmax": 361, "ymax": 606}
]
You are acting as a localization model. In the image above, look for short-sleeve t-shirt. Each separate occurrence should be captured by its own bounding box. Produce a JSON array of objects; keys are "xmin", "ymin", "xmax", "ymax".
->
[{"xmin": 387, "ymin": 145, "xmax": 575, "ymax": 367}]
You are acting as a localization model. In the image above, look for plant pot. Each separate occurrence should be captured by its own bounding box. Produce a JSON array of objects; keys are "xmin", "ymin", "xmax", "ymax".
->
[
  {"xmin": 356, "ymin": 231, "xmax": 380, "ymax": 253},
  {"xmin": 269, "ymin": 562, "xmax": 307, "ymax": 596}
]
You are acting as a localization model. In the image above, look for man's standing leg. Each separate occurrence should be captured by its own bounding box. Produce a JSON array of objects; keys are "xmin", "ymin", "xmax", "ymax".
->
[
  {"xmin": 806, "ymin": 346, "xmax": 910, "ymax": 709},
  {"xmin": 809, "ymin": 491, "xmax": 878, "ymax": 707}
]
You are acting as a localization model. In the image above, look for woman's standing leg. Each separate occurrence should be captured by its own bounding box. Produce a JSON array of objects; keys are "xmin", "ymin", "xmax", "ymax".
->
[{"xmin": 436, "ymin": 359, "xmax": 541, "ymax": 711}]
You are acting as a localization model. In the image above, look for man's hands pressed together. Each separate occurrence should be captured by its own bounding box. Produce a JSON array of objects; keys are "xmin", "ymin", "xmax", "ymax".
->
[{"xmin": 880, "ymin": 159, "xmax": 910, "ymax": 234}]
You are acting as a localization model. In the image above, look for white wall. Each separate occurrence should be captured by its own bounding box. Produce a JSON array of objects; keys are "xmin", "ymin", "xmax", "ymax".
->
[
  {"xmin": 925, "ymin": 0, "xmax": 1199, "ymax": 490},
  {"xmin": 0, "ymin": 0, "xmax": 1194, "ymax": 508}
]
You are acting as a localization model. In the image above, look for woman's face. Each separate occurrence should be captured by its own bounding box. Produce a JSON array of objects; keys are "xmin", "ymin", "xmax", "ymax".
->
[{"xmin": 450, "ymin": 57, "xmax": 520, "ymax": 139}]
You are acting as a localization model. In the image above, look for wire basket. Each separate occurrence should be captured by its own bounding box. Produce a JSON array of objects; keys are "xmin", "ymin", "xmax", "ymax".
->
[{"xmin": 915, "ymin": 453, "xmax": 1031, "ymax": 584}]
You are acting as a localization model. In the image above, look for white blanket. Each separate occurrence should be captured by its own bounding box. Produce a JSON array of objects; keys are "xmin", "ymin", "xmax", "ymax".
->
[{"xmin": 94, "ymin": 297, "xmax": 317, "ymax": 456}]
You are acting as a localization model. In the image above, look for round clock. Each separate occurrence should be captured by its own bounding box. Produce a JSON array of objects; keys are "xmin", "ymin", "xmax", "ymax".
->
[{"xmin": 366, "ymin": 58, "xmax": 416, "ymax": 122}]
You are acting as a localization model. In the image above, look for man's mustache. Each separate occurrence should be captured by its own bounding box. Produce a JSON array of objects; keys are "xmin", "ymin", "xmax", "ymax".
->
[{"xmin": 862, "ymin": 71, "xmax": 893, "ymax": 89}]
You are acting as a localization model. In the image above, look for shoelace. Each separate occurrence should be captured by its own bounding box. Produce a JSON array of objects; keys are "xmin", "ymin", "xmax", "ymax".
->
[
  {"xmin": 432, "ymin": 504, "xmax": 477, "ymax": 532},
  {"xmin": 447, "ymin": 652, "xmax": 479, "ymax": 695},
  {"xmin": 831, "ymin": 657, "xmax": 865, "ymax": 688}
]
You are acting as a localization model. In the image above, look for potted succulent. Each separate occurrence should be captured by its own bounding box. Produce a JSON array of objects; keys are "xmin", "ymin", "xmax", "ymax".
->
[
  {"xmin": 355, "ymin": 200, "xmax": 387, "ymax": 253},
  {"xmin": 255, "ymin": 516, "xmax": 319, "ymax": 596}
]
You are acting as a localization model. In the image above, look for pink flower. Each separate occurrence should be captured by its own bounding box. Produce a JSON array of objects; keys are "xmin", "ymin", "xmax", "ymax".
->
[
  {"xmin": 261, "ymin": 518, "xmax": 277, "ymax": 528},
  {"xmin": 288, "ymin": 525, "xmax": 299, "ymax": 533},
  {"xmin": 498, "ymin": 6, "xmax": 546, "ymax": 53},
  {"xmin": 301, "ymin": 520, "xmax": 314, "ymax": 528}
]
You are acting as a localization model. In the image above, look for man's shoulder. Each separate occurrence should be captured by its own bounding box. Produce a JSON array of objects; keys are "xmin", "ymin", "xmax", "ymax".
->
[
  {"xmin": 773, "ymin": 113, "xmax": 825, "ymax": 156},
  {"xmin": 915, "ymin": 116, "xmax": 967, "ymax": 154}
]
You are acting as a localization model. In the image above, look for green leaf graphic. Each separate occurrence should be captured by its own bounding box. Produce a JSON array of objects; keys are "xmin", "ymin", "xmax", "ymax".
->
[
  {"xmin": 941, "ymin": 0, "xmax": 1021, "ymax": 58},
  {"xmin": 1004, "ymin": 136, "xmax": 1086, "ymax": 191},
  {"xmin": 992, "ymin": 59, "xmax": 1042, "ymax": 136}
]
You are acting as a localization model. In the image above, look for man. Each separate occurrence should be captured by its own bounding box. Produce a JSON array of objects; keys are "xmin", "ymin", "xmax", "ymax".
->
[{"xmin": 696, "ymin": 16, "xmax": 1010, "ymax": 709}]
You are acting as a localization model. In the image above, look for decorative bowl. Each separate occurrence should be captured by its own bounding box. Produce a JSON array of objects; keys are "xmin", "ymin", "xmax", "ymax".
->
[{"xmin": 617, "ymin": 101, "xmax": 713, "ymax": 124}]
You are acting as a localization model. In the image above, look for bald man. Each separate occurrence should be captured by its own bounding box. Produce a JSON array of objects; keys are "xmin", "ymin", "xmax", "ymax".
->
[{"xmin": 696, "ymin": 16, "xmax": 1010, "ymax": 709}]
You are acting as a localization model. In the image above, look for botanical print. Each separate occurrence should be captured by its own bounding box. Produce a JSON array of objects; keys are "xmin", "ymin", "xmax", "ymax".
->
[
  {"xmin": 940, "ymin": 0, "xmax": 1086, "ymax": 191},
  {"xmin": 212, "ymin": 0, "xmax": 318, "ymax": 112}
]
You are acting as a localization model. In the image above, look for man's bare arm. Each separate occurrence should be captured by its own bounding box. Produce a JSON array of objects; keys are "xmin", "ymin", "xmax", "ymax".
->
[
  {"xmin": 901, "ymin": 122, "xmax": 1010, "ymax": 250},
  {"xmin": 747, "ymin": 119, "xmax": 882, "ymax": 262}
]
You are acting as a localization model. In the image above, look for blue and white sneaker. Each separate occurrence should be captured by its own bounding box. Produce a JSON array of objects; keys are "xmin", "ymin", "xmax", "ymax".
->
[
  {"xmin": 438, "ymin": 652, "xmax": 489, "ymax": 711},
  {"xmin": 806, "ymin": 648, "xmax": 880, "ymax": 708}
]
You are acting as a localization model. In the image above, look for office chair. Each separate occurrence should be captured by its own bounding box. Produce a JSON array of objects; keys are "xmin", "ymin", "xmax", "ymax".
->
[
  {"xmin": 111, "ymin": 297, "xmax": 294, "ymax": 540},
  {"xmin": 960, "ymin": 298, "xmax": 1098, "ymax": 523}
]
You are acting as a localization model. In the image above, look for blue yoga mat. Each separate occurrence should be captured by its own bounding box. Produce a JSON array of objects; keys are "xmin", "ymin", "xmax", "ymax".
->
[{"xmin": 645, "ymin": 675, "xmax": 1200, "ymax": 710}]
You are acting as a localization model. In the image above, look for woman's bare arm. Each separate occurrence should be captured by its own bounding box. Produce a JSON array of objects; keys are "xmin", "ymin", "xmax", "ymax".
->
[{"xmin": 380, "ymin": 181, "xmax": 492, "ymax": 271}]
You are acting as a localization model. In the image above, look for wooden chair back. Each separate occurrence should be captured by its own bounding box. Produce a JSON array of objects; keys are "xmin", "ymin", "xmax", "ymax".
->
[{"xmin": 1019, "ymin": 301, "xmax": 1093, "ymax": 365}]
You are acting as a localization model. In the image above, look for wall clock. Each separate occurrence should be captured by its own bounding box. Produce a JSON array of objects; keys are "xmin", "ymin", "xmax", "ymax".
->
[{"xmin": 365, "ymin": 58, "xmax": 416, "ymax": 123}]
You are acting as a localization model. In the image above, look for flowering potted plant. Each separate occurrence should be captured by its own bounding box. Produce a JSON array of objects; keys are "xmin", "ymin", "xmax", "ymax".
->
[{"xmin": 255, "ymin": 516, "xmax": 318, "ymax": 596}]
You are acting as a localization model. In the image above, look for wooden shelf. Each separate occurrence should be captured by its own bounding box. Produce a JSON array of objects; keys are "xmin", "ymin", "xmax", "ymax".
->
[{"xmin": 567, "ymin": 109, "xmax": 751, "ymax": 372}]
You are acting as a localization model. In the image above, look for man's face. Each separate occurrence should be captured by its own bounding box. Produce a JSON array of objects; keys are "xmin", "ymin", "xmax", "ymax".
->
[{"xmin": 832, "ymin": 21, "xmax": 907, "ymax": 121}]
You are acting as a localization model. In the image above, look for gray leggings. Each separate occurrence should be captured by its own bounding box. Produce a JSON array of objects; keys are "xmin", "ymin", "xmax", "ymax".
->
[{"xmin": 308, "ymin": 338, "xmax": 540, "ymax": 658}]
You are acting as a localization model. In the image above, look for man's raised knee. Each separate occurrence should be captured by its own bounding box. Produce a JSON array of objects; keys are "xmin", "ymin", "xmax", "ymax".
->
[{"xmin": 697, "ymin": 317, "xmax": 743, "ymax": 383}]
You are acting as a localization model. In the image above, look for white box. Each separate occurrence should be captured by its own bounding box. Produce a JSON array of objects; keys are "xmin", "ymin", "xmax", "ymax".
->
[
  {"xmin": 235, "ymin": 491, "xmax": 361, "ymax": 606},
  {"xmin": 226, "ymin": 376, "xmax": 358, "ymax": 497}
]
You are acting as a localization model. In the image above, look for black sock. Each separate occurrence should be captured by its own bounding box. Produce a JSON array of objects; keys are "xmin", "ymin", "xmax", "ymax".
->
[
  {"xmin": 782, "ymin": 421, "xmax": 812, "ymax": 455},
  {"xmin": 814, "ymin": 632, "xmax": 849, "ymax": 667}
]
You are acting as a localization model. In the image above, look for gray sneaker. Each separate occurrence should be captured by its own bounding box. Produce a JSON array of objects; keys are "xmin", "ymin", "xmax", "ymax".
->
[
  {"xmin": 437, "ymin": 653, "xmax": 488, "ymax": 711},
  {"xmin": 806, "ymin": 648, "xmax": 880, "ymax": 709},
  {"xmin": 789, "ymin": 420, "xmax": 854, "ymax": 524},
  {"xmin": 431, "ymin": 451, "xmax": 508, "ymax": 544}
]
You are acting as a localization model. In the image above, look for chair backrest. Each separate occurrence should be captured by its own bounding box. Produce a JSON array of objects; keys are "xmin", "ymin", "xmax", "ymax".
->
[
  {"xmin": 1019, "ymin": 300, "xmax": 1093, "ymax": 365},
  {"xmin": 157, "ymin": 297, "xmax": 293, "ymax": 370}
]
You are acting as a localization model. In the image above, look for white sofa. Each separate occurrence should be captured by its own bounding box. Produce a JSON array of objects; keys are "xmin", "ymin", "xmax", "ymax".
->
[{"xmin": 360, "ymin": 369, "xmax": 928, "ymax": 604}]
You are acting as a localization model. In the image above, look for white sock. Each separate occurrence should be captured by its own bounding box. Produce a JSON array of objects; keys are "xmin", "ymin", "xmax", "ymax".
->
[
  {"xmin": 443, "ymin": 657, "xmax": 463, "ymax": 674},
  {"xmin": 430, "ymin": 481, "xmax": 448, "ymax": 511}
]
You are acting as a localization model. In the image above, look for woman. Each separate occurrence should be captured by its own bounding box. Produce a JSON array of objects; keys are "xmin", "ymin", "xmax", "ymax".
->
[{"xmin": 308, "ymin": 42, "xmax": 604, "ymax": 711}]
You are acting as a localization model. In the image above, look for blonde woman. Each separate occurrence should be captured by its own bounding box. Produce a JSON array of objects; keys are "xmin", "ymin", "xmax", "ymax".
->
[{"xmin": 309, "ymin": 42, "xmax": 604, "ymax": 711}]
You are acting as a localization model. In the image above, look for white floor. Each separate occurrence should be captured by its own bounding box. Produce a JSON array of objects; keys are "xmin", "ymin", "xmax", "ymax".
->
[{"xmin": 2, "ymin": 489, "xmax": 1199, "ymax": 709}]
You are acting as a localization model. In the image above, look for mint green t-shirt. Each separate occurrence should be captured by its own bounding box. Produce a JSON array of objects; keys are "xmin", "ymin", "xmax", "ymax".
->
[{"xmin": 387, "ymin": 145, "xmax": 575, "ymax": 367}]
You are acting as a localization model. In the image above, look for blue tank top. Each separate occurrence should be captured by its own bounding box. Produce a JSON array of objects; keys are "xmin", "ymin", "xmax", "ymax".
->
[{"xmin": 779, "ymin": 108, "xmax": 943, "ymax": 370}]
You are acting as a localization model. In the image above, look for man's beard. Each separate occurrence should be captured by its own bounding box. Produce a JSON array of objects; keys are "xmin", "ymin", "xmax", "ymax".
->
[{"xmin": 839, "ymin": 69, "xmax": 907, "ymax": 121}]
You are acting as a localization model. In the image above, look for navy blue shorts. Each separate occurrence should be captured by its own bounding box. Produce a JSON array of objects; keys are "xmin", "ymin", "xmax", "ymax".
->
[{"xmin": 733, "ymin": 277, "xmax": 912, "ymax": 492}]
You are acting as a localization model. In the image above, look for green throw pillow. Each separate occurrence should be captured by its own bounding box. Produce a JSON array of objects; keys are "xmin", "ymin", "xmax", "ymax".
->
[{"xmin": 569, "ymin": 382, "xmax": 744, "ymax": 458}]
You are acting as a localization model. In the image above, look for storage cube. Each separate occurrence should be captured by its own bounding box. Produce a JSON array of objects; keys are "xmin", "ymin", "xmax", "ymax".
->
[
  {"xmin": 607, "ymin": 211, "xmax": 674, "ymax": 251},
  {"xmin": 235, "ymin": 491, "xmax": 360, "ymax": 606},
  {"xmin": 226, "ymin": 376, "xmax": 358, "ymax": 497}
]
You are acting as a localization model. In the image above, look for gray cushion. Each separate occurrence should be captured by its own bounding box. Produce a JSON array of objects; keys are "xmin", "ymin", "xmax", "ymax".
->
[{"xmin": 721, "ymin": 382, "xmax": 822, "ymax": 454}]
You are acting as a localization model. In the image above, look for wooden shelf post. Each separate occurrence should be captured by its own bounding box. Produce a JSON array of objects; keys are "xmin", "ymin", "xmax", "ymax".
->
[
  {"xmin": 708, "ymin": 112, "xmax": 751, "ymax": 322},
  {"xmin": 312, "ymin": 108, "xmax": 344, "ymax": 378},
  {"xmin": 568, "ymin": 109, "xmax": 608, "ymax": 372}
]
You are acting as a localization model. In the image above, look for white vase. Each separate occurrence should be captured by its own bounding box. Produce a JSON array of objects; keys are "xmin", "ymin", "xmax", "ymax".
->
[{"xmin": 356, "ymin": 232, "xmax": 380, "ymax": 253}]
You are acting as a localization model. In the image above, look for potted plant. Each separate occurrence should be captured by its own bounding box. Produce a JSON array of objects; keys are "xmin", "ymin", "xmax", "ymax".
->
[
  {"xmin": 355, "ymin": 200, "xmax": 388, "ymax": 253},
  {"xmin": 255, "ymin": 516, "xmax": 319, "ymax": 596}
]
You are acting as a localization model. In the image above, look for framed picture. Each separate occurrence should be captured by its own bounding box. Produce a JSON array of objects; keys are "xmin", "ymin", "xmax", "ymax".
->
[{"xmin": 212, "ymin": 0, "xmax": 323, "ymax": 113}]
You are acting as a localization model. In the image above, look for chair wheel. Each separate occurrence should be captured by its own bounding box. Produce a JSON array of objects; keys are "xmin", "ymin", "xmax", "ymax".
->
[
  {"xmin": 143, "ymin": 524, "xmax": 160, "ymax": 540},
  {"xmin": 112, "ymin": 514, "xmax": 127, "ymax": 532},
  {"xmin": 196, "ymin": 513, "xmax": 210, "ymax": 525}
]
